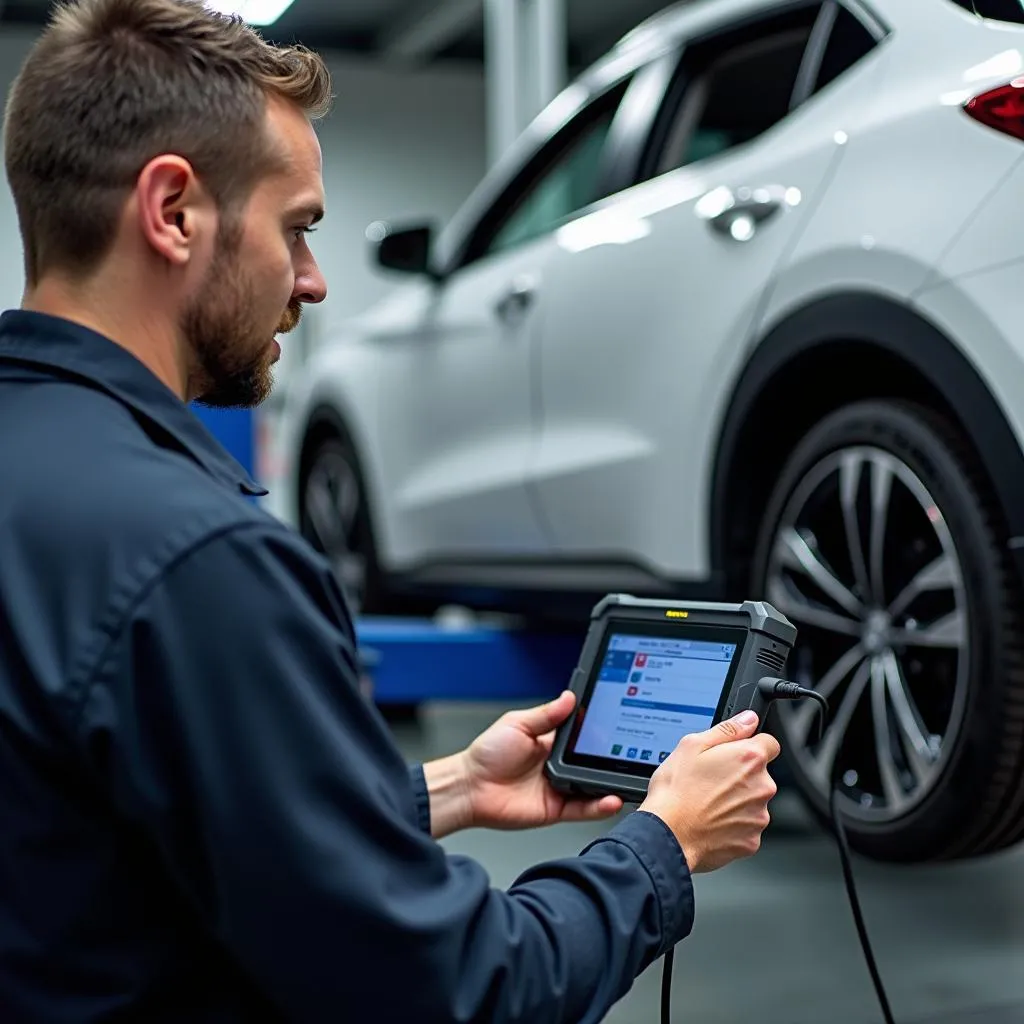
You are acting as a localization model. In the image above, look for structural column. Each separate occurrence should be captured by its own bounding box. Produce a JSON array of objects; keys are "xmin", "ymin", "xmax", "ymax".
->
[
  {"xmin": 484, "ymin": 0, "xmax": 567, "ymax": 167},
  {"xmin": 528, "ymin": 0, "xmax": 567, "ymax": 129}
]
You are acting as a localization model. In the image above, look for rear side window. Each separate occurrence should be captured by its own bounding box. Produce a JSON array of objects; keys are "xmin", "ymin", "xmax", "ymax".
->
[
  {"xmin": 643, "ymin": 5, "xmax": 822, "ymax": 177},
  {"xmin": 639, "ymin": 1, "xmax": 879, "ymax": 180},
  {"xmin": 812, "ymin": 6, "xmax": 878, "ymax": 94},
  {"xmin": 946, "ymin": 0, "xmax": 1024, "ymax": 23}
]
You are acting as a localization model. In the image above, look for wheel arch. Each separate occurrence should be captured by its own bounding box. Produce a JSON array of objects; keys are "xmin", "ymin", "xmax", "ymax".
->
[
  {"xmin": 295, "ymin": 401, "xmax": 383, "ymax": 549},
  {"xmin": 710, "ymin": 291, "xmax": 1024, "ymax": 593}
]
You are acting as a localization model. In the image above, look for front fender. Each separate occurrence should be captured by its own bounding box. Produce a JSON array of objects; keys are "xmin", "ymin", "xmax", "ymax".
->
[{"xmin": 709, "ymin": 291, "xmax": 1024, "ymax": 578}]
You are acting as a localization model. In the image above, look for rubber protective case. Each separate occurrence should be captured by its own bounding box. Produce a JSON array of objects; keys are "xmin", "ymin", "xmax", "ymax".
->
[{"xmin": 545, "ymin": 594, "xmax": 797, "ymax": 803}]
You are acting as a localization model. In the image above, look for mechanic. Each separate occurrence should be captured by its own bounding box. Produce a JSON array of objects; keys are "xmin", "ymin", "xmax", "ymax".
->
[{"xmin": 0, "ymin": 1, "xmax": 781, "ymax": 1021}]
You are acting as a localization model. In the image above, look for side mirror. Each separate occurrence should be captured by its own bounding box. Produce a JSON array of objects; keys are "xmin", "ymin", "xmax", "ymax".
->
[{"xmin": 368, "ymin": 221, "xmax": 438, "ymax": 279}]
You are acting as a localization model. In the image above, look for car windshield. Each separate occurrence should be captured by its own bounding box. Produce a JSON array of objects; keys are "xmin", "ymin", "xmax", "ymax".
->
[{"xmin": 946, "ymin": 0, "xmax": 1024, "ymax": 23}]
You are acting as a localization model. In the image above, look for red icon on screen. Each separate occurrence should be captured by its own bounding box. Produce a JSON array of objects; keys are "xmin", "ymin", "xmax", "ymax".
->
[
  {"xmin": 635, "ymin": 653, "xmax": 648, "ymax": 667},
  {"xmin": 627, "ymin": 686, "xmax": 639, "ymax": 696}
]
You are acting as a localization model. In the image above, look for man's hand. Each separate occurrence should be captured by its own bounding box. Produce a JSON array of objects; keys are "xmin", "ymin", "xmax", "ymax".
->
[
  {"xmin": 639, "ymin": 710, "xmax": 781, "ymax": 873},
  {"xmin": 423, "ymin": 691, "xmax": 622, "ymax": 838}
]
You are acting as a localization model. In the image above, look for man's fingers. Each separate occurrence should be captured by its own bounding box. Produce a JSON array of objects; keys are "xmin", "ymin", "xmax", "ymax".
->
[
  {"xmin": 753, "ymin": 733, "xmax": 782, "ymax": 764},
  {"xmin": 698, "ymin": 710, "xmax": 760, "ymax": 750},
  {"xmin": 559, "ymin": 794, "xmax": 623, "ymax": 822},
  {"xmin": 512, "ymin": 690, "xmax": 576, "ymax": 737}
]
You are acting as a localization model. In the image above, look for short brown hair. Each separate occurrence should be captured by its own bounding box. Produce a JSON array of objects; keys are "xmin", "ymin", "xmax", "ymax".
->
[{"xmin": 4, "ymin": 0, "xmax": 333, "ymax": 286}]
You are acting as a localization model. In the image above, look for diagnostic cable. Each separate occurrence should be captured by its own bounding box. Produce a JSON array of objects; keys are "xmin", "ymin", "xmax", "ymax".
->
[{"xmin": 659, "ymin": 677, "xmax": 897, "ymax": 1024}]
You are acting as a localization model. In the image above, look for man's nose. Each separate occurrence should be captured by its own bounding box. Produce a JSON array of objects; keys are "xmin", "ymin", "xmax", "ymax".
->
[{"xmin": 294, "ymin": 264, "xmax": 327, "ymax": 305}]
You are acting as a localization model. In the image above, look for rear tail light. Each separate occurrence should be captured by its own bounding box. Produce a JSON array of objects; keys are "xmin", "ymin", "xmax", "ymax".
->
[{"xmin": 964, "ymin": 79, "xmax": 1024, "ymax": 141}]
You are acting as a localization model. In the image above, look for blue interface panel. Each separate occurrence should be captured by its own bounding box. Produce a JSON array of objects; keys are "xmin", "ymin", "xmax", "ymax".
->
[{"xmin": 572, "ymin": 632, "xmax": 737, "ymax": 766}]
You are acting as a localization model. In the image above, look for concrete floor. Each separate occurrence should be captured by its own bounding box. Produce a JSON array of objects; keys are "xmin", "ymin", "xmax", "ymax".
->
[{"xmin": 389, "ymin": 701, "xmax": 1024, "ymax": 1024}]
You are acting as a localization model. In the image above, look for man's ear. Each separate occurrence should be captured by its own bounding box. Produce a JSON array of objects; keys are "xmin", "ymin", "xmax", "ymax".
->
[{"xmin": 135, "ymin": 155, "xmax": 208, "ymax": 266}]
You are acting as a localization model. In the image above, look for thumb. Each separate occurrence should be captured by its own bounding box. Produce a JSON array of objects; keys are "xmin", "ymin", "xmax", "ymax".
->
[
  {"xmin": 698, "ymin": 709, "xmax": 759, "ymax": 750},
  {"xmin": 512, "ymin": 690, "xmax": 576, "ymax": 737}
]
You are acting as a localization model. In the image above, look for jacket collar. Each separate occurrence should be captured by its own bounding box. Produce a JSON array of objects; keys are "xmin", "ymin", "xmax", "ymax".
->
[{"xmin": 0, "ymin": 309, "xmax": 267, "ymax": 497}]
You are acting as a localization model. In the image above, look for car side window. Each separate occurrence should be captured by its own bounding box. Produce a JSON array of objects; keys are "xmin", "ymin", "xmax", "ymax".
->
[
  {"xmin": 810, "ymin": 4, "xmax": 879, "ymax": 94},
  {"xmin": 946, "ymin": 0, "xmax": 1024, "ymax": 22},
  {"xmin": 646, "ymin": 5, "xmax": 823, "ymax": 178},
  {"xmin": 462, "ymin": 79, "xmax": 630, "ymax": 265}
]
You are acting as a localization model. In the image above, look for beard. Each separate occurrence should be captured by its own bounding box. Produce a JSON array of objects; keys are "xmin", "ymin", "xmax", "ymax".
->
[{"xmin": 186, "ymin": 224, "xmax": 302, "ymax": 410}]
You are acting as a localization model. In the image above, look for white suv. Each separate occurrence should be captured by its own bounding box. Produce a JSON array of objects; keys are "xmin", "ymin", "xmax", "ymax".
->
[{"xmin": 277, "ymin": 0, "xmax": 1024, "ymax": 864}]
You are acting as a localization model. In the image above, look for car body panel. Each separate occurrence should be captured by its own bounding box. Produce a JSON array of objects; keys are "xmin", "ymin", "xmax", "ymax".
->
[
  {"xmin": 914, "ymin": 256, "xmax": 1024, "ymax": 496},
  {"xmin": 765, "ymin": 8, "xmax": 1024, "ymax": 323},
  {"xmin": 367, "ymin": 235, "xmax": 558, "ymax": 566},
  {"xmin": 528, "ymin": 107, "xmax": 850, "ymax": 577}
]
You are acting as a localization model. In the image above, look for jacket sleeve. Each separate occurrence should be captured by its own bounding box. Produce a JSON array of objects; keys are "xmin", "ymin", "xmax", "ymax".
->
[
  {"xmin": 74, "ymin": 521, "xmax": 695, "ymax": 1024},
  {"xmin": 409, "ymin": 762, "xmax": 433, "ymax": 834}
]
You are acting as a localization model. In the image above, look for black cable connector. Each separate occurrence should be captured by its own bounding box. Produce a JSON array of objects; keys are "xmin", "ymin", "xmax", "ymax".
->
[
  {"xmin": 757, "ymin": 676, "xmax": 830, "ymax": 741},
  {"xmin": 758, "ymin": 677, "xmax": 811, "ymax": 699}
]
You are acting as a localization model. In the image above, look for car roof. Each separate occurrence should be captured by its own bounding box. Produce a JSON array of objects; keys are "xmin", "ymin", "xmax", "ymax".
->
[
  {"xmin": 604, "ymin": 0, "xmax": 888, "ymax": 67},
  {"xmin": 517, "ymin": 0, "xmax": 891, "ymax": 154},
  {"xmin": 614, "ymin": 0, "xmax": 803, "ymax": 52}
]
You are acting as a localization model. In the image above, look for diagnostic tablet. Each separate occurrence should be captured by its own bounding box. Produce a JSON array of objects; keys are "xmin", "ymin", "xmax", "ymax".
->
[{"xmin": 545, "ymin": 594, "xmax": 797, "ymax": 802}]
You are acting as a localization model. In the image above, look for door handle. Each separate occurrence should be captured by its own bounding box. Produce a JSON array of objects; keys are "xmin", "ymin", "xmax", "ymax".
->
[
  {"xmin": 494, "ymin": 274, "xmax": 538, "ymax": 321},
  {"xmin": 697, "ymin": 184, "xmax": 799, "ymax": 241}
]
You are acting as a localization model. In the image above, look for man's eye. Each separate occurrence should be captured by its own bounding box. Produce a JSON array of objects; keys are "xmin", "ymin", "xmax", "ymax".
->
[{"xmin": 294, "ymin": 227, "xmax": 317, "ymax": 241}]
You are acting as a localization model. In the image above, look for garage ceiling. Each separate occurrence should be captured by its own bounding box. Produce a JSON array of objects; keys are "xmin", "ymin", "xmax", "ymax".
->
[{"xmin": 1, "ymin": 0, "xmax": 680, "ymax": 71}]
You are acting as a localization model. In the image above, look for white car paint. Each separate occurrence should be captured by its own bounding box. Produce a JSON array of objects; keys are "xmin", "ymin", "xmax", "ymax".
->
[
  {"xmin": 531, "ymin": 81, "xmax": 851, "ymax": 577},
  {"xmin": 276, "ymin": 0, "xmax": 1024, "ymax": 590},
  {"xmin": 368, "ymin": 233, "xmax": 557, "ymax": 561}
]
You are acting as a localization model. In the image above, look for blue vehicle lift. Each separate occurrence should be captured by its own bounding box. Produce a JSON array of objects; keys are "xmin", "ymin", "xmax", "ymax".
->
[
  {"xmin": 192, "ymin": 405, "xmax": 256, "ymax": 479},
  {"xmin": 355, "ymin": 617, "xmax": 586, "ymax": 704}
]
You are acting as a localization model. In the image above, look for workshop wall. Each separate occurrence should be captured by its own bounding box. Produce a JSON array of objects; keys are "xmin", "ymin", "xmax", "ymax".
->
[
  {"xmin": 307, "ymin": 53, "xmax": 487, "ymax": 331},
  {"xmin": 0, "ymin": 27, "xmax": 487, "ymax": 340}
]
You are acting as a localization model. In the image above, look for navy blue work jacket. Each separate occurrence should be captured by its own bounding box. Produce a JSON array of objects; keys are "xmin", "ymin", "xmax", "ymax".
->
[{"xmin": 0, "ymin": 310, "xmax": 695, "ymax": 1022}]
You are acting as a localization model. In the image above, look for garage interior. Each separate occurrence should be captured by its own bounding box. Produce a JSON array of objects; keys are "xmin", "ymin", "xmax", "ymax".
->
[{"xmin": 4, "ymin": 0, "xmax": 1024, "ymax": 1022}]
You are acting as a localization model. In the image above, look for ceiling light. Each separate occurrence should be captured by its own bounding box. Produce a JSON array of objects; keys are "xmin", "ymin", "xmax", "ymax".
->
[{"xmin": 205, "ymin": 0, "xmax": 297, "ymax": 27}]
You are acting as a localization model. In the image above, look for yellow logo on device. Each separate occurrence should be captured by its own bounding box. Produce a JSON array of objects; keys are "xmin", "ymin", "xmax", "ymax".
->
[{"xmin": 665, "ymin": 610, "xmax": 689, "ymax": 618}]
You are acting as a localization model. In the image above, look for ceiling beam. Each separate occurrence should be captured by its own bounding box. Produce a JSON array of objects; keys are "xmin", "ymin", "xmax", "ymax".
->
[{"xmin": 378, "ymin": 0, "xmax": 481, "ymax": 64}]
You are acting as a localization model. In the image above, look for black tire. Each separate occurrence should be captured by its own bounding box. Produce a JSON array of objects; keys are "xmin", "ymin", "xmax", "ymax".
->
[
  {"xmin": 299, "ymin": 433, "xmax": 385, "ymax": 616},
  {"xmin": 751, "ymin": 399, "xmax": 1024, "ymax": 862},
  {"xmin": 299, "ymin": 434, "xmax": 428, "ymax": 723}
]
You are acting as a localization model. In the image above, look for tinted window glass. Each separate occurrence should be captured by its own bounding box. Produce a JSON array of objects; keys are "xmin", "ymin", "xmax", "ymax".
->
[
  {"xmin": 466, "ymin": 80, "xmax": 629, "ymax": 263},
  {"xmin": 946, "ymin": 0, "xmax": 1024, "ymax": 23},
  {"xmin": 813, "ymin": 6, "xmax": 878, "ymax": 93},
  {"xmin": 648, "ymin": 7, "xmax": 820, "ymax": 176},
  {"xmin": 487, "ymin": 108, "xmax": 619, "ymax": 256}
]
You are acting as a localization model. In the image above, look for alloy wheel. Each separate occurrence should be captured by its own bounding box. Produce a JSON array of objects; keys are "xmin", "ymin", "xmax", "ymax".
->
[{"xmin": 765, "ymin": 446, "xmax": 970, "ymax": 823}]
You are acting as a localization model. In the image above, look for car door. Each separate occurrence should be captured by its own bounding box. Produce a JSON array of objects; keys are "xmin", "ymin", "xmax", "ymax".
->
[
  {"xmin": 528, "ymin": 0, "xmax": 886, "ymax": 582},
  {"xmin": 373, "ymin": 77, "xmax": 634, "ymax": 565}
]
